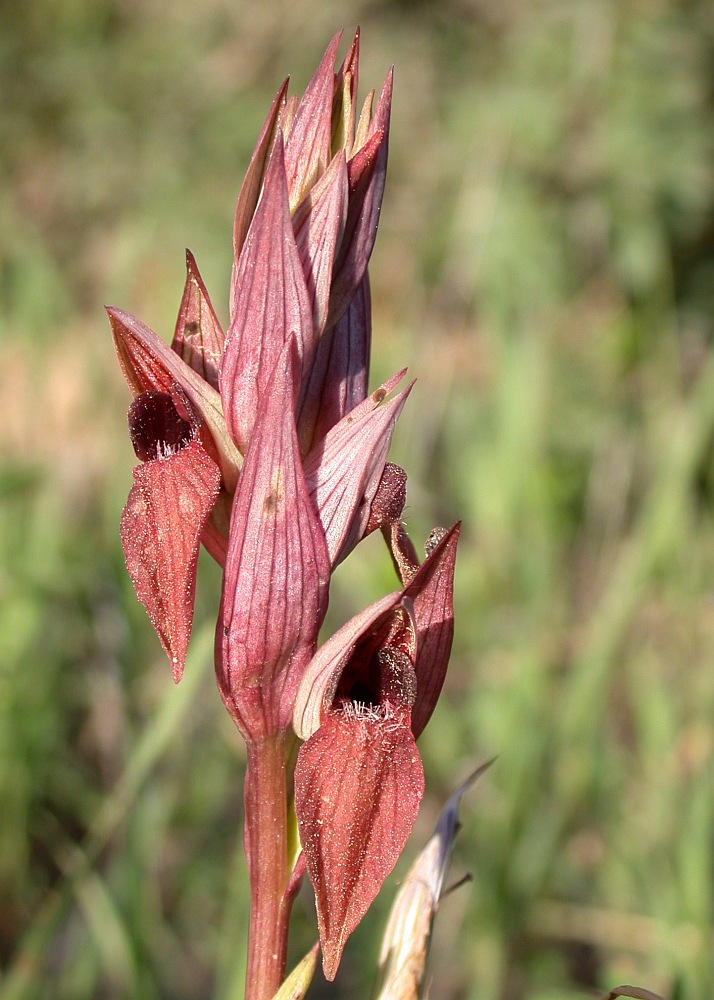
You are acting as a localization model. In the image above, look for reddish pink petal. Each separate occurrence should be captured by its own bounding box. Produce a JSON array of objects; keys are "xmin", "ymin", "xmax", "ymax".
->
[
  {"xmin": 121, "ymin": 437, "xmax": 221, "ymax": 682},
  {"xmin": 405, "ymin": 524, "xmax": 460, "ymax": 738},
  {"xmin": 221, "ymin": 136, "xmax": 313, "ymax": 455},
  {"xmin": 296, "ymin": 274, "xmax": 371, "ymax": 453},
  {"xmin": 294, "ymin": 709, "xmax": 424, "ymax": 981},
  {"xmin": 292, "ymin": 150, "xmax": 348, "ymax": 339},
  {"xmin": 172, "ymin": 250, "xmax": 225, "ymax": 390},
  {"xmin": 294, "ymin": 585, "xmax": 422, "ymax": 979},
  {"xmin": 216, "ymin": 340, "xmax": 331, "ymax": 739},
  {"xmin": 303, "ymin": 375, "xmax": 412, "ymax": 566},
  {"xmin": 107, "ymin": 307, "xmax": 242, "ymax": 490},
  {"xmin": 231, "ymin": 78, "xmax": 289, "ymax": 306},
  {"xmin": 327, "ymin": 69, "xmax": 393, "ymax": 326},
  {"xmin": 284, "ymin": 33, "xmax": 341, "ymax": 210}
]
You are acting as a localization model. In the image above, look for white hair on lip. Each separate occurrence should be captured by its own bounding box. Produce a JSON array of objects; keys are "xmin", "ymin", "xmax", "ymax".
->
[{"xmin": 156, "ymin": 440, "xmax": 181, "ymax": 461}]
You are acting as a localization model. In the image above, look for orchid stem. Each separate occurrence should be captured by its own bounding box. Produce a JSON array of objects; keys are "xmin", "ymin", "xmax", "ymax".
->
[{"xmin": 243, "ymin": 734, "xmax": 293, "ymax": 1000}]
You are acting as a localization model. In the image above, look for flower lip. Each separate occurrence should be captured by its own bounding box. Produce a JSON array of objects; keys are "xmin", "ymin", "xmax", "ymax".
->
[{"xmin": 128, "ymin": 391, "xmax": 194, "ymax": 463}]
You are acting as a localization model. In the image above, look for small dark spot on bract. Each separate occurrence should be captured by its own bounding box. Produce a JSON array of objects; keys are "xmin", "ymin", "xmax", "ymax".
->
[
  {"xmin": 184, "ymin": 320, "xmax": 199, "ymax": 335},
  {"xmin": 264, "ymin": 490, "xmax": 280, "ymax": 514},
  {"xmin": 372, "ymin": 387, "xmax": 387, "ymax": 404}
]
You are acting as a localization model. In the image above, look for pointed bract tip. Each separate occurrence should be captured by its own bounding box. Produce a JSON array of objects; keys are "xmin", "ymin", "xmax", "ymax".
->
[
  {"xmin": 326, "ymin": 28, "xmax": 344, "ymax": 51},
  {"xmin": 376, "ymin": 66, "xmax": 394, "ymax": 110}
]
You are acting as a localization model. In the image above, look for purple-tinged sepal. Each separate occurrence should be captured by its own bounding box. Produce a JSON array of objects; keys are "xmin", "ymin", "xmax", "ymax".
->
[
  {"xmin": 303, "ymin": 371, "xmax": 411, "ymax": 565},
  {"xmin": 231, "ymin": 78, "xmax": 289, "ymax": 306},
  {"xmin": 404, "ymin": 523, "xmax": 460, "ymax": 738},
  {"xmin": 327, "ymin": 69, "xmax": 393, "ymax": 327},
  {"xmin": 221, "ymin": 135, "xmax": 314, "ymax": 456}
]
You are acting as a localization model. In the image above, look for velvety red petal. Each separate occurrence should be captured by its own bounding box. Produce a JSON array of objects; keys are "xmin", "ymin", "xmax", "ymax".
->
[
  {"xmin": 120, "ymin": 440, "xmax": 221, "ymax": 681},
  {"xmin": 294, "ymin": 709, "xmax": 424, "ymax": 981},
  {"xmin": 216, "ymin": 340, "xmax": 331, "ymax": 738},
  {"xmin": 127, "ymin": 390, "xmax": 192, "ymax": 462},
  {"xmin": 171, "ymin": 250, "xmax": 225, "ymax": 390},
  {"xmin": 221, "ymin": 136, "xmax": 313, "ymax": 456}
]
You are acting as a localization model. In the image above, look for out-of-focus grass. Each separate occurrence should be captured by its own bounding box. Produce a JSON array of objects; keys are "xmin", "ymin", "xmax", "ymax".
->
[{"xmin": 2, "ymin": 1, "xmax": 714, "ymax": 998}]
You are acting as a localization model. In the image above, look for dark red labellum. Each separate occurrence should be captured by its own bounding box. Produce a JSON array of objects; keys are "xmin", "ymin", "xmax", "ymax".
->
[{"xmin": 128, "ymin": 391, "xmax": 193, "ymax": 462}]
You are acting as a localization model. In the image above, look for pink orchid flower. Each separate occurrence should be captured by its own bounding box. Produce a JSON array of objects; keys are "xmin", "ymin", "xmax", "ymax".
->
[{"xmin": 293, "ymin": 525, "xmax": 460, "ymax": 979}]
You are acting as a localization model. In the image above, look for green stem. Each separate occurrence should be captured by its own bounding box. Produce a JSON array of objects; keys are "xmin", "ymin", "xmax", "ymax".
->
[{"xmin": 243, "ymin": 734, "xmax": 294, "ymax": 1000}]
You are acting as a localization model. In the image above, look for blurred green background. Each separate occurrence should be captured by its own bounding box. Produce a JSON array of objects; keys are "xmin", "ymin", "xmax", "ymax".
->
[{"xmin": 2, "ymin": 1, "xmax": 714, "ymax": 997}]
